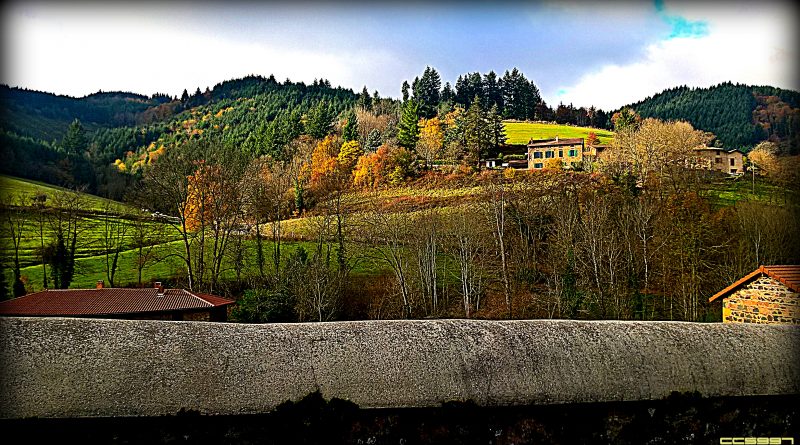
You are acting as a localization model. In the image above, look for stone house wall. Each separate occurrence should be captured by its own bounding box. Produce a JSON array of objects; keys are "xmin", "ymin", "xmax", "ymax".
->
[{"xmin": 723, "ymin": 276, "xmax": 800, "ymax": 324}]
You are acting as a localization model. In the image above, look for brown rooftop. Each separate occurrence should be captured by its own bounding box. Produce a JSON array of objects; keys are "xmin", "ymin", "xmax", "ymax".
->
[
  {"xmin": 0, "ymin": 288, "xmax": 235, "ymax": 317},
  {"xmin": 693, "ymin": 147, "xmax": 745, "ymax": 154},
  {"xmin": 527, "ymin": 138, "xmax": 584, "ymax": 148},
  {"xmin": 708, "ymin": 265, "xmax": 800, "ymax": 303}
]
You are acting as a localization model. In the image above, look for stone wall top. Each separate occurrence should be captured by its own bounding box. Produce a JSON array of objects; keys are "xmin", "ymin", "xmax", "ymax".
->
[{"xmin": 1, "ymin": 317, "xmax": 798, "ymax": 419}]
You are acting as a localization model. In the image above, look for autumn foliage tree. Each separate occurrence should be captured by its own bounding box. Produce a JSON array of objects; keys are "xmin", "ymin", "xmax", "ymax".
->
[{"xmin": 416, "ymin": 117, "xmax": 444, "ymax": 168}]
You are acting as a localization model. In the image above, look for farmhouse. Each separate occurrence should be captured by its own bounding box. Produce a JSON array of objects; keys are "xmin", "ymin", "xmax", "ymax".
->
[
  {"xmin": 692, "ymin": 147, "xmax": 745, "ymax": 175},
  {"xmin": 708, "ymin": 265, "xmax": 799, "ymax": 324},
  {"xmin": 0, "ymin": 282, "xmax": 235, "ymax": 321},
  {"xmin": 527, "ymin": 137, "xmax": 584, "ymax": 169}
]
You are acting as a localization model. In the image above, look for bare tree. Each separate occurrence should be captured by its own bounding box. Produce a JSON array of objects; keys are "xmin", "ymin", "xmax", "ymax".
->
[
  {"xmin": 442, "ymin": 208, "xmax": 487, "ymax": 318},
  {"xmin": 1, "ymin": 193, "xmax": 27, "ymax": 296},
  {"xmin": 291, "ymin": 214, "xmax": 344, "ymax": 321},
  {"xmin": 31, "ymin": 192, "xmax": 49, "ymax": 288},
  {"xmin": 411, "ymin": 208, "xmax": 440, "ymax": 316},
  {"xmin": 484, "ymin": 175, "xmax": 513, "ymax": 318},
  {"xmin": 129, "ymin": 216, "xmax": 167, "ymax": 287},
  {"xmin": 101, "ymin": 203, "xmax": 130, "ymax": 288},
  {"xmin": 47, "ymin": 189, "xmax": 90, "ymax": 289},
  {"xmin": 363, "ymin": 200, "xmax": 415, "ymax": 318}
]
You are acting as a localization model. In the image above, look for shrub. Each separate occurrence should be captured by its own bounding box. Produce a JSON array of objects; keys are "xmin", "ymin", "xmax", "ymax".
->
[{"xmin": 232, "ymin": 288, "xmax": 296, "ymax": 323}]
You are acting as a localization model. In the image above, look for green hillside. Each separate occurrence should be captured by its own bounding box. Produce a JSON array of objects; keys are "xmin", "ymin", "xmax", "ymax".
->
[
  {"xmin": 0, "ymin": 175, "xmax": 129, "ymax": 212},
  {"xmin": 624, "ymin": 82, "xmax": 800, "ymax": 152},
  {"xmin": 504, "ymin": 121, "xmax": 614, "ymax": 145}
]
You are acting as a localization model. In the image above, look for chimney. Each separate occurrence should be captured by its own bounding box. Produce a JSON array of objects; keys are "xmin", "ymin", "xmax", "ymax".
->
[
  {"xmin": 154, "ymin": 281, "xmax": 164, "ymax": 296},
  {"xmin": 555, "ymin": 135, "xmax": 559, "ymax": 142},
  {"xmin": 96, "ymin": 280, "xmax": 104, "ymax": 289}
]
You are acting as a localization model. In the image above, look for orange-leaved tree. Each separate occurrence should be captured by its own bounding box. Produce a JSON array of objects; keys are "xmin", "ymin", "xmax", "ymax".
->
[
  {"xmin": 185, "ymin": 161, "xmax": 229, "ymax": 232},
  {"xmin": 353, "ymin": 145, "xmax": 391, "ymax": 189}
]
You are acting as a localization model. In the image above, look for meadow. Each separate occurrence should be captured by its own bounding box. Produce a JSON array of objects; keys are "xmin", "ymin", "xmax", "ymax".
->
[
  {"xmin": 0, "ymin": 175, "xmax": 129, "ymax": 212},
  {"xmin": 503, "ymin": 121, "xmax": 614, "ymax": 145}
]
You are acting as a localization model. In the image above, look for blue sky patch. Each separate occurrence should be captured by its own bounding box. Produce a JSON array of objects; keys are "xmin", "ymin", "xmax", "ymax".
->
[{"xmin": 654, "ymin": 0, "xmax": 709, "ymax": 39}]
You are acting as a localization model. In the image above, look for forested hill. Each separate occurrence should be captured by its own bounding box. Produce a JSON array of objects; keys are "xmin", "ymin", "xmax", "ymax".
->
[
  {"xmin": 623, "ymin": 82, "xmax": 800, "ymax": 153},
  {"xmin": 0, "ymin": 85, "xmax": 172, "ymax": 142},
  {"xmin": 1, "ymin": 75, "xmax": 358, "ymax": 197}
]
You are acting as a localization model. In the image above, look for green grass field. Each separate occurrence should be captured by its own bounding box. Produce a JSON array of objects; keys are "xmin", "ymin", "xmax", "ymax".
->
[
  {"xmin": 503, "ymin": 121, "xmax": 614, "ymax": 145},
  {"xmin": 0, "ymin": 175, "xmax": 131, "ymax": 212},
  {"xmin": 16, "ymin": 238, "xmax": 395, "ymax": 292},
  {"xmin": 702, "ymin": 174, "xmax": 794, "ymax": 207}
]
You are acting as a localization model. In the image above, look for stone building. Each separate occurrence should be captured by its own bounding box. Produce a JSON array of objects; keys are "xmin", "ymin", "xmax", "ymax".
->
[
  {"xmin": 692, "ymin": 147, "xmax": 745, "ymax": 175},
  {"xmin": 0, "ymin": 281, "xmax": 235, "ymax": 321},
  {"xmin": 527, "ymin": 137, "xmax": 585, "ymax": 169},
  {"xmin": 708, "ymin": 265, "xmax": 799, "ymax": 324}
]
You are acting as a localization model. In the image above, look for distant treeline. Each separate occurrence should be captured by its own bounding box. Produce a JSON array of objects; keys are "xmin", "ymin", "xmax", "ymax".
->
[{"xmin": 626, "ymin": 81, "xmax": 800, "ymax": 152}]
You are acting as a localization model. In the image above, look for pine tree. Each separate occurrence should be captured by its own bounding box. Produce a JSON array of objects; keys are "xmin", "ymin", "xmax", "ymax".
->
[
  {"xmin": 463, "ymin": 96, "xmax": 490, "ymax": 165},
  {"xmin": 342, "ymin": 109, "xmax": 359, "ymax": 142},
  {"xmin": 365, "ymin": 129, "xmax": 382, "ymax": 152},
  {"xmin": 397, "ymin": 100, "xmax": 421, "ymax": 149},
  {"xmin": 441, "ymin": 82, "xmax": 455, "ymax": 104},
  {"xmin": 306, "ymin": 101, "xmax": 334, "ymax": 139},
  {"xmin": 401, "ymin": 81, "xmax": 410, "ymax": 102},
  {"xmin": 357, "ymin": 86, "xmax": 372, "ymax": 110},
  {"xmin": 412, "ymin": 66, "xmax": 442, "ymax": 119},
  {"xmin": 487, "ymin": 104, "xmax": 506, "ymax": 149},
  {"xmin": 62, "ymin": 119, "xmax": 86, "ymax": 155}
]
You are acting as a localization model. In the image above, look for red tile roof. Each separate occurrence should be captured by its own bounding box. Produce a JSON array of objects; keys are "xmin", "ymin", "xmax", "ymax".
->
[
  {"xmin": 708, "ymin": 265, "xmax": 800, "ymax": 302},
  {"xmin": 0, "ymin": 288, "xmax": 235, "ymax": 316},
  {"xmin": 527, "ymin": 138, "xmax": 584, "ymax": 148}
]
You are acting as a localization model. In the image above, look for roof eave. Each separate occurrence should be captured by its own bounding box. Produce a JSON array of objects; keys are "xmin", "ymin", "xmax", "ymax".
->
[{"xmin": 708, "ymin": 266, "xmax": 765, "ymax": 303}]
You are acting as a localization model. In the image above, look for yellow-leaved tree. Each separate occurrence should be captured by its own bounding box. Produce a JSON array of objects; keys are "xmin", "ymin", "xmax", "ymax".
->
[{"xmin": 416, "ymin": 117, "xmax": 444, "ymax": 168}]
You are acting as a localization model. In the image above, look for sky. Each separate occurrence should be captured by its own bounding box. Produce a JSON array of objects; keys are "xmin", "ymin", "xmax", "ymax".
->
[{"xmin": 2, "ymin": 0, "xmax": 797, "ymax": 110}]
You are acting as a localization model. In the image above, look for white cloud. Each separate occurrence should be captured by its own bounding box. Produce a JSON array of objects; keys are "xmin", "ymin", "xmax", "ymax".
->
[
  {"xmin": 551, "ymin": 2, "xmax": 797, "ymax": 110},
  {"xmin": 1, "ymin": 5, "xmax": 403, "ymax": 97}
]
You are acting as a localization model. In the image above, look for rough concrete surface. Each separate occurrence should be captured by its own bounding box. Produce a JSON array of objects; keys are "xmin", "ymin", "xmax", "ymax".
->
[{"xmin": 0, "ymin": 317, "xmax": 798, "ymax": 418}]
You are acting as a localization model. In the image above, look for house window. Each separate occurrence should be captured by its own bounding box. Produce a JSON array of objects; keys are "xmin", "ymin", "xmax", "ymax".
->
[
  {"xmin": 715, "ymin": 157, "xmax": 721, "ymax": 163},
  {"xmin": 545, "ymin": 151, "xmax": 554, "ymax": 158},
  {"xmin": 534, "ymin": 163, "xmax": 543, "ymax": 169},
  {"xmin": 568, "ymin": 149, "xmax": 578, "ymax": 157},
  {"xmin": 730, "ymin": 158, "xmax": 735, "ymax": 166},
  {"xmin": 716, "ymin": 150, "xmax": 721, "ymax": 156},
  {"xmin": 533, "ymin": 151, "xmax": 543, "ymax": 159},
  {"xmin": 559, "ymin": 150, "xmax": 563, "ymax": 157},
  {"xmin": 730, "ymin": 169, "xmax": 737, "ymax": 174}
]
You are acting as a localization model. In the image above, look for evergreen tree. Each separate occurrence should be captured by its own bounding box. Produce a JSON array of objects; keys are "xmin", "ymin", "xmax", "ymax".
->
[
  {"xmin": 62, "ymin": 119, "xmax": 86, "ymax": 155},
  {"xmin": 365, "ymin": 129, "xmax": 382, "ymax": 152},
  {"xmin": 483, "ymin": 71, "xmax": 502, "ymax": 110},
  {"xmin": 357, "ymin": 86, "xmax": 372, "ymax": 110},
  {"xmin": 412, "ymin": 66, "xmax": 442, "ymax": 119},
  {"xmin": 401, "ymin": 81, "xmax": 410, "ymax": 102},
  {"xmin": 463, "ymin": 96, "xmax": 490, "ymax": 165},
  {"xmin": 342, "ymin": 109, "xmax": 359, "ymax": 142},
  {"xmin": 487, "ymin": 104, "xmax": 506, "ymax": 149},
  {"xmin": 306, "ymin": 101, "xmax": 335, "ymax": 139},
  {"xmin": 441, "ymin": 82, "xmax": 455, "ymax": 104},
  {"xmin": 397, "ymin": 100, "xmax": 421, "ymax": 149},
  {"xmin": 180, "ymin": 89, "xmax": 189, "ymax": 103}
]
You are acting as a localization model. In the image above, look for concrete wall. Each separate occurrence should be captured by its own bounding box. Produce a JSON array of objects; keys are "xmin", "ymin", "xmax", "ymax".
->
[{"xmin": 1, "ymin": 317, "xmax": 798, "ymax": 419}]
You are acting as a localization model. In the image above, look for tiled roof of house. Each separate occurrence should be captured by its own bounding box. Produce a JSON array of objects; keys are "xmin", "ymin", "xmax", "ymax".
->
[
  {"xmin": 693, "ymin": 147, "xmax": 745, "ymax": 155},
  {"xmin": 527, "ymin": 138, "xmax": 584, "ymax": 148},
  {"xmin": 0, "ymin": 288, "xmax": 235, "ymax": 316},
  {"xmin": 708, "ymin": 265, "xmax": 800, "ymax": 302}
]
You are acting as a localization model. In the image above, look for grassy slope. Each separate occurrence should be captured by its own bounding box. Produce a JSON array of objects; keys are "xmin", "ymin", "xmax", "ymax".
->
[
  {"xmin": 0, "ymin": 174, "xmax": 129, "ymax": 212},
  {"xmin": 504, "ymin": 121, "xmax": 614, "ymax": 145}
]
